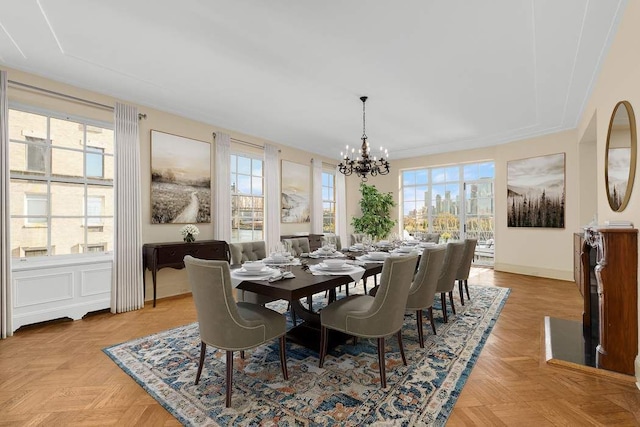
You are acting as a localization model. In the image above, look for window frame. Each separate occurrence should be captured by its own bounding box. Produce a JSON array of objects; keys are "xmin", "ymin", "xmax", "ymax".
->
[
  {"xmin": 321, "ymin": 170, "xmax": 336, "ymax": 233},
  {"xmin": 9, "ymin": 104, "xmax": 114, "ymax": 259},
  {"xmin": 230, "ymin": 152, "xmax": 264, "ymax": 242}
]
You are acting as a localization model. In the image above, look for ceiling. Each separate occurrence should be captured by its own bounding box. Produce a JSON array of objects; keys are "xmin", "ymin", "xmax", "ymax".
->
[{"xmin": 0, "ymin": 0, "xmax": 628, "ymax": 160}]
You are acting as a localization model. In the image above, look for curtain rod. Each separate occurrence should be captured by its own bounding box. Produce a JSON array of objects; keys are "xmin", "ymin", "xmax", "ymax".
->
[
  {"xmin": 8, "ymin": 80, "xmax": 147, "ymax": 120},
  {"xmin": 213, "ymin": 132, "xmax": 280, "ymax": 152}
]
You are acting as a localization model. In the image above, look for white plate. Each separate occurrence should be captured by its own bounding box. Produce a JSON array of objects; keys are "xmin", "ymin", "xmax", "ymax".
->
[
  {"xmin": 317, "ymin": 263, "xmax": 352, "ymax": 271},
  {"xmin": 234, "ymin": 267, "xmax": 273, "ymax": 276}
]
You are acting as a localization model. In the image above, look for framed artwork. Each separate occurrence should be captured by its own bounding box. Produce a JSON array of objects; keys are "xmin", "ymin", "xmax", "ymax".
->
[
  {"xmin": 281, "ymin": 160, "xmax": 310, "ymax": 223},
  {"xmin": 507, "ymin": 152, "xmax": 565, "ymax": 228},
  {"xmin": 150, "ymin": 130, "xmax": 211, "ymax": 223}
]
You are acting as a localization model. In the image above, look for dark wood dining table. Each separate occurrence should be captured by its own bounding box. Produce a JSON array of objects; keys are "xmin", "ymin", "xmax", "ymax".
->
[{"xmin": 235, "ymin": 256, "xmax": 383, "ymax": 352}]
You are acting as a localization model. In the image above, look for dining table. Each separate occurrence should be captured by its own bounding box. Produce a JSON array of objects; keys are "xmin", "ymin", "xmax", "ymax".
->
[{"xmin": 234, "ymin": 251, "xmax": 384, "ymax": 352}]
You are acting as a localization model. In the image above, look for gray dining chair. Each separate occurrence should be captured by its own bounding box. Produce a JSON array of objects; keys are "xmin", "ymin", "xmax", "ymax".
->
[
  {"xmin": 282, "ymin": 237, "xmax": 310, "ymax": 256},
  {"xmin": 350, "ymin": 233, "xmax": 367, "ymax": 246},
  {"xmin": 229, "ymin": 241, "xmax": 277, "ymax": 305},
  {"xmin": 435, "ymin": 242, "xmax": 466, "ymax": 323},
  {"xmin": 405, "ymin": 246, "xmax": 446, "ymax": 347},
  {"xmin": 456, "ymin": 239, "xmax": 477, "ymax": 305},
  {"xmin": 318, "ymin": 255, "xmax": 419, "ymax": 388},
  {"xmin": 321, "ymin": 234, "xmax": 342, "ymax": 251},
  {"xmin": 184, "ymin": 256, "xmax": 288, "ymax": 408}
]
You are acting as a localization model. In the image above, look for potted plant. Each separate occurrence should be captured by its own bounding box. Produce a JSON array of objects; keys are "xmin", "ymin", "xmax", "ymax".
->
[{"xmin": 351, "ymin": 183, "xmax": 397, "ymax": 241}]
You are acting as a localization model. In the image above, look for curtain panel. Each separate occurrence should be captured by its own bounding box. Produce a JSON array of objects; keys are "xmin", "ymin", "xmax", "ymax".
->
[
  {"xmin": 112, "ymin": 103, "xmax": 144, "ymax": 313},
  {"xmin": 214, "ymin": 133, "xmax": 231, "ymax": 242},
  {"xmin": 311, "ymin": 158, "xmax": 323, "ymax": 234},
  {"xmin": 335, "ymin": 167, "xmax": 348, "ymax": 249},
  {"xmin": 264, "ymin": 144, "xmax": 280, "ymax": 251},
  {"xmin": 0, "ymin": 71, "xmax": 12, "ymax": 338}
]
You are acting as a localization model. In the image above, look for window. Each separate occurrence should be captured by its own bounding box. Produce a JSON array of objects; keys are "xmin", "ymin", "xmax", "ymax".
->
[
  {"xmin": 322, "ymin": 171, "xmax": 335, "ymax": 232},
  {"xmin": 401, "ymin": 162, "xmax": 495, "ymax": 248},
  {"xmin": 230, "ymin": 153, "xmax": 264, "ymax": 242},
  {"xmin": 9, "ymin": 108, "xmax": 114, "ymax": 257}
]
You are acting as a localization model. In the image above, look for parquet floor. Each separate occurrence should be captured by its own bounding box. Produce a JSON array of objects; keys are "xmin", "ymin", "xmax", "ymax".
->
[{"xmin": 1, "ymin": 268, "xmax": 639, "ymax": 426}]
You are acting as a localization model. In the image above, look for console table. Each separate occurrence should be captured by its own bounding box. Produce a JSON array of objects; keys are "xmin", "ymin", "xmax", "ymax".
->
[{"xmin": 142, "ymin": 240, "xmax": 230, "ymax": 306}]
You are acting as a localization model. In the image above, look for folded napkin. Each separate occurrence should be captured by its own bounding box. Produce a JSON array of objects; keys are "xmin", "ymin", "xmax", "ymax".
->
[
  {"xmin": 268, "ymin": 271, "xmax": 295, "ymax": 282},
  {"xmin": 308, "ymin": 264, "xmax": 365, "ymax": 282}
]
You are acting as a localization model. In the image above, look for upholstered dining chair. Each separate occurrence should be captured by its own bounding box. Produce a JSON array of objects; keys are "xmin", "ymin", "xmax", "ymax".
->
[
  {"xmin": 229, "ymin": 241, "xmax": 276, "ymax": 305},
  {"xmin": 456, "ymin": 239, "xmax": 477, "ymax": 305},
  {"xmin": 350, "ymin": 233, "xmax": 366, "ymax": 246},
  {"xmin": 405, "ymin": 246, "xmax": 446, "ymax": 347},
  {"xmin": 321, "ymin": 234, "xmax": 342, "ymax": 251},
  {"xmin": 435, "ymin": 242, "xmax": 466, "ymax": 323},
  {"xmin": 184, "ymin": 256, "xmax": 288, "ymax": 408},
  {"xmin": 282, "ymin": 237, "xmax": 310, "ymax": 256},
  {"xmin": 318, "ymin": 255, "xmax": 419, "ymax": 388},
  {"xmin": 418, "ymin": 232, "xmax": 441, "ymax": 243}
]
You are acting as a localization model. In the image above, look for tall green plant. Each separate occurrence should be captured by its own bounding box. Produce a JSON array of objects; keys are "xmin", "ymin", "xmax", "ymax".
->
[{"xmin": 351, "ymin": 183, "xmax": 397, "ymax": 240}]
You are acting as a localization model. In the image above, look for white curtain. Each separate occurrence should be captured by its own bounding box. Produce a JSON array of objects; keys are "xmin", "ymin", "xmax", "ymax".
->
[
  {"xmin": 214, "ymin": 132, "xmax": 231, "ymax": 242},
  {"xmin": 112, "ymin": 103, "xmax": 144, "ymax": 313},
  {"xmin": 335, "ymin": 167, "xmax": 348, "ymax": 248},
  {"xmin": 264, "ymin": 144, "xmax": 280, "ymax": 251},
  {"xmin": 0, "ymin": 71, "xmax": 12, "ymax": 338},
  {"xmin": 311, "ymin": 158, "xmax": 323, "ymax": 234}
]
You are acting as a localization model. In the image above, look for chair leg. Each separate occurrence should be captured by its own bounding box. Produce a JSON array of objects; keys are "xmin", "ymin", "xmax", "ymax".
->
[
  {"xmin": 279, "ymin": 336, "xmax": 288, "ymax": 380},
  {"xmin": 428, "ymin": 307, "xmax": 437, "ymax": 335},
  {"xmin": 377, "ymin": 337, "xmax": 387, "ymax": 388},
  {"xmin": 240, "ymin": 350, "xmax": 245, "ymax": 359},
  {"xmin": 416, "ymin": 309, "xmax": 425, "ymax": 348},
  {"xmin": 225, "ymin": 350, "xmax": 233, "ymax": 408},
  {"xmin": 345, "ymin": 283, "xmax": 349, "ymax": 296},
  {"xmin": 195, "ymin": 341, "xmax": 206, "ymax": 385},
  {"xmin": 318, "ymin": 326, "xmax": 328, "ymax": 368},
  {"xmin": 397, "ymin": 330, "xmax": 407, "ymax": 365},
  {"xmin": 441, "ymin": 293, "xmax": 448, "ymax": 323},
  {"xmin": 448, "ymin": 291, "xmax": 456, "ymax": 315},
  {"xmin": 306, "ymin": 296, "xmax": 313, "ymax": 309},
  {"xmin": 465, "ymin": 279, "xmax": 470, "ymax": 300},
  {"xmin": 458, "ymin": 280, "xmax": 465, "ymax": 306},
  {"xmin": 362, "ymin": 278, "xmax": 368, "ymax": 294}
]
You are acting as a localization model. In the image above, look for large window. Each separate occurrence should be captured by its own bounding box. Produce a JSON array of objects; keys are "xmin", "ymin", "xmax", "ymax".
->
[
  {"xmin": 322, "ymin": 171, "xmax": 335, "ymax": 233},
  {"xmin": 9, "ymin": 108, "xmax": 114, "ymax": 258},
  {"xmin": 401, "ymin": 161, "xmax": 494, "ymax": 244},
  {"xmin": 231, "ymin": 153, "xmax": 264, "ymax": 242}
]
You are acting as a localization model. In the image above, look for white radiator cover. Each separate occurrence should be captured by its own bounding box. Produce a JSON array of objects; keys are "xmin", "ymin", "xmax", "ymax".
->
[{"xmin": 12, "ymin": 254, "xmax": 112, "ymax": 331}]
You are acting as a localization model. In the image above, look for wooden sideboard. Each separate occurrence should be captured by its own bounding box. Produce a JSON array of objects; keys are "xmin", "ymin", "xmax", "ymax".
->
[
  {"xmin": 580, "ymin": 227, "xmax": 638, "ymax": 375},
  {"xmin": 142, "ymin": 240, "xmax": 230, "ymax": 307}
]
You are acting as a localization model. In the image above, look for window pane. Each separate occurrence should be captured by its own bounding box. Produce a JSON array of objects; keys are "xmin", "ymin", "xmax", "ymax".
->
[
  {"xmin": 27, "ymin": 143, "xmax": 47, "ymax": 173},
  {"xmin": 445, "ymin": 166, "xmax": 458, "ymax": 182},
  {"xmin": 237, "ymin": 175, "xmax": 251, "ymax": 194},
  {"xmin": 402, "ymin": 170, "xmax": 416, "ymax": 186},
  {"xmin": 231, "ymin": 155, "xmax": 237, "ymax": 173},
  {"xmin": 50, "ymin": 118, "xmax": 84, "ymax": 149},
  {"xmin": 432, "ymin": 168, "xmax": 445, "ymax": 183},
  {"xmin": 86, "ymin": 147, "xmax": 104, "ymax": 178},
  {"xmin": 103, "ymin": 155, "xmax": 114, "ymax": 182},
  {"xmin": 464, "ymin": 164, "xmax": 479, "ymax": 181},
  {"xmin": 230, "ymin": 173, "xmax": 237, "ymax": 193},
  {"xmin": 416, "ymin": 170, "xmax": 428, "ymax": 185},
  {"xmin": 50, "ymin": 217, "xmax": 84, "ymax": 255},
  {"xmin": 252, "ymin": 159, "xmax": 263, "ymax": 176},
  {"xmin": 10, "ymin": 180, "xmax": 47, "ymax": 216},
  {"xmin": 51, "ymin": 147, "xmax": 83, "ymax": 178},
  {"xmin": 252, "ymin": 176, "xmax": 263, "ymax": 195},
  {"xmin": 237, "ymin": 156, "xmax": 251, "ymax": 174},
  {"xmin": 87, "ymin": 217, "xmax": 113, "ymax": 251},
  {"xmin": 9, "ymin": 110, "xmax": 47, "ymax": 142},
  {"xmin": 403, "ymin": 187, "xmax": 415, "ymax": 201},
  {"xmin": 87, "ymin": 127, "xmax": 114, "ymax": 156},
  {"xmin": 51, "ymin": 182, "xmax": 84, "ymax": 216},
  {"xmin": 11, "ymin": 217, "xmax": 48, "ymax": 257},
  {"xmin": 479, "ymin": 162, "xmax": 495, "ymax": 179}
]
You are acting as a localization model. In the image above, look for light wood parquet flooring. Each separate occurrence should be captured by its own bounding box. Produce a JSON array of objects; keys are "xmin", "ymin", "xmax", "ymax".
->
[{"xmin": 1, "ymin": 268, "xmax": 639, "ymax": 426}]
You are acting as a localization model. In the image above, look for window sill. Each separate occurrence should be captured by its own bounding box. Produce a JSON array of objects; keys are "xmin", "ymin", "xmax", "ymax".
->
[{"xmin": 12, "ymin": 252, "xmax": 113, "ymax": 271}]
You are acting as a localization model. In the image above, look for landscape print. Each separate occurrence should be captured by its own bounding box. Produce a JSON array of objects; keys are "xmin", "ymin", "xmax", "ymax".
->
[
  {"xmin": 507, "ymin": 153, "xmax": 565, "ymax": 228},
  {"xmin": 151, "ymin": 130, "xmax": 211, "ymax": 224},
  {"xmin": 607, "ymin": 147, "xmax": 631, "ymax": 210},
  {"xmin": 281, "ymin": 160, "xmax": 310, "ymax": 223}
]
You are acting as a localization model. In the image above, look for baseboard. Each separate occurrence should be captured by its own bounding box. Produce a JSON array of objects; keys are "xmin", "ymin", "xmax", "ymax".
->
[
  {"xmin": 494, "ymin": 263, "xmax": 573, "ymax": 281},
  {"xmin": 636, "ymin": 355, "xmax": 640, "ymax": 390}
]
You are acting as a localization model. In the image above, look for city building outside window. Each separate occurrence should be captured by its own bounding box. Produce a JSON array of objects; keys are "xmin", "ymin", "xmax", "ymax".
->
[
  {"xmin": 8, "ymin": 107, "xmax": 114, "ymax": 258},
  {"xmin": 230, "ymin": 153, "xmax": 264, "ymax": 242}
]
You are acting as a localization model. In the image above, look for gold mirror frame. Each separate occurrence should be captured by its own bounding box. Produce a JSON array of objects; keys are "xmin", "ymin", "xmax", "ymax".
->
[{"xmin": 605, "ymin": 100, "xmax": 637, "ymax": 212}]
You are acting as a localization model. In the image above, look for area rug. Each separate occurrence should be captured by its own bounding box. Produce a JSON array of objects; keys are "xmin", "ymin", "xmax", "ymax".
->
[{"xmin": 104, "ymin": 284, "xmax": 509, "ymax": 426}]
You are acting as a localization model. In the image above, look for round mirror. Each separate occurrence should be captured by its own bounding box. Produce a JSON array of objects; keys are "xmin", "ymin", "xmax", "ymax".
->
[{"xmin": 605, "ymin": 100, "xmax": 637, "ymax": 211}]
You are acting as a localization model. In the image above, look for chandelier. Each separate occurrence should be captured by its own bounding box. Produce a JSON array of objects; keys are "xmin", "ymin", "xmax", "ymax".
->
[{"xmin": 338, "ymin": 96, "xmax": 390, "ymax": 181}]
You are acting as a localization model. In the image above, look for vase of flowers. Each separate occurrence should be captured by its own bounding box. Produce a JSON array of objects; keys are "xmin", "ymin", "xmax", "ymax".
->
[
  {"xmin": 441, "ymin": 231, "xmax": 452, "ymax": 243},
  {"xmin": 181, "ymin": 224, "xmax": 199, "ymax": 243}
]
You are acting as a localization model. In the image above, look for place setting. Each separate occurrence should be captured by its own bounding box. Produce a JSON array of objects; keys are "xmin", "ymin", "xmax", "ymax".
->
[
  {"xmin": 309, "ymin": 258, "xmax": 365, "ymax": 281},
  {"xmin": 309, "ymin": 244, "xmax": 346, "ymax": 259},
  {"xmin": 230, "ymin": 261, "xmax": 294, "ymax": 286}
]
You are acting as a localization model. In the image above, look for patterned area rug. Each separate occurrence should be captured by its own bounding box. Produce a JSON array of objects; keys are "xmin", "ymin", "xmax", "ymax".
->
[{"xmin": 104, "ymin": 284, "xmax": 509, "ymax": 426}]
